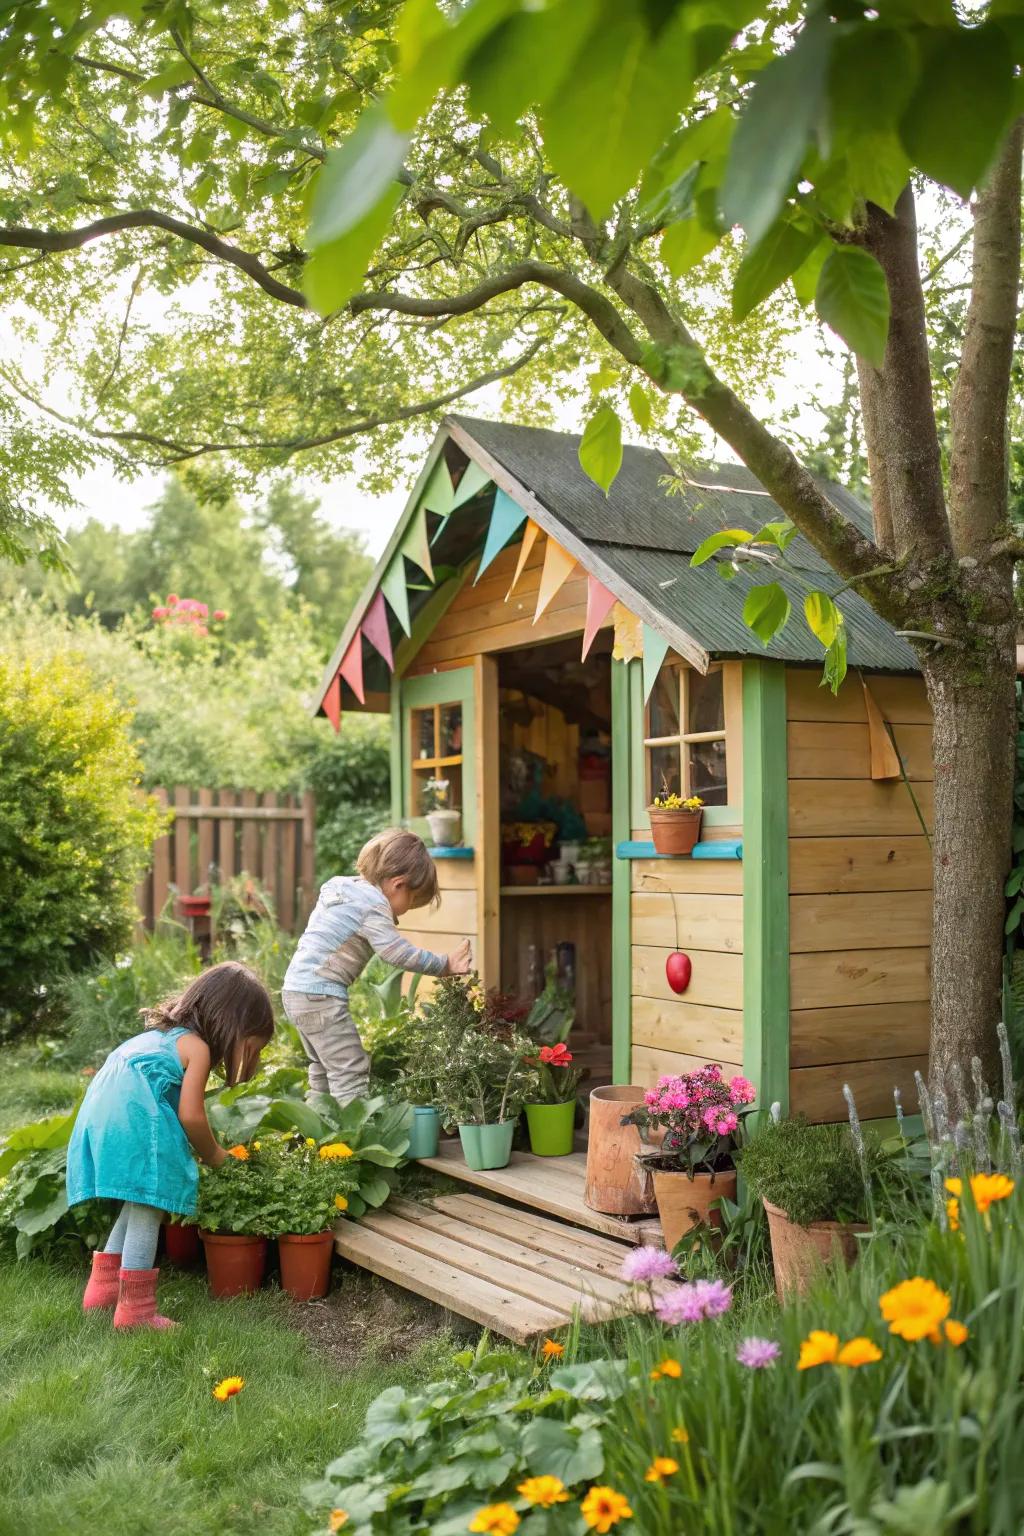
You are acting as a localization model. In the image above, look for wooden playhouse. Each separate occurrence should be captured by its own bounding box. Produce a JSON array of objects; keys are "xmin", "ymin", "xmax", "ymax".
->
[{"xmin": 316, "ymin": 415, "xmax": 932, "ymax": 1128}]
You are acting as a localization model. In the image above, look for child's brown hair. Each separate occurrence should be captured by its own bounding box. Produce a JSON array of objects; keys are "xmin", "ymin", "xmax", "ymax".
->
[
  {"xmin": 145, "ymin": 960, "xmax": 274, "ymax": 1085},
  {"xmin": 357, "ymin": 827, "xmax": 440, "ymax": 909}
]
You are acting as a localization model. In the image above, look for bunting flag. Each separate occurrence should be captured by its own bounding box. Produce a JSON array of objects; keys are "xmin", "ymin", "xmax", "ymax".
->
[
  {"xmin": 339, "ymin": 631, "xmax": 365, "ymax": 705},
  {"xmin": 506, "ymin": 519, "xmax": 541, "ymax": 600},
  {"xmin": 451, "ymin": 459, "xmax": 492, "ymax": 509},
  {"xmin": 861, "ymin": 676, "xmax": 901, "ymax": 780},
  {"xmin": 534, "ymin": 538, "xmax": 576, "ymax": 622},
  {"xmin": 475, "ymin": 488, "xmax": 526, "ymax": 583},
  {"xmin": 420, "ymin": 457, "xmax": 457, "ymax": 517},
  {"xmin": 362, "ymin": 590, "xmax": 394, "ymax": 671},
  {"xmin": 581, "ymin": 574, "xmax": 617, "ymax": 661},
  {"xmin": 322, "ymin": 672, "xmax": 341, "ymax": 733},
  {"xmin": 380, "ymin": 557, "xmax": 412, "ymax": 635},
  {"xmin": 642, "ymin": 623, "xmax": 671, "ymax": 701},
  {"xmin": 612, "ymin": 603, "xmax": 643, "ymax": 662},
  {"xmin": 400, "ymin": 502, "xmax": 435, "ymax": 583}
]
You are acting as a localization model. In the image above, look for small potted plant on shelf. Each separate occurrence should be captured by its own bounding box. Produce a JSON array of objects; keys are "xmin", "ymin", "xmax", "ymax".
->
[
  {"xmin": 422, "ymin": 777, "xmax": 461, "ymax": 848},
  {"xmin": 523, "ymin": 1042, "xmax": 583, "ymax": 1156},
  {"xmin": 648, "ymin": 781, "xmax": 704, "ymax": 855},
  {"xmin": 196, "ymin": 1147, "xmax": 272, "ymax": 1296},
  {"xmin": 263, "ymin": 1138, "xmax": 356, "ymax": 1301},
  {"xmin": 623, "ymin": 1066, "xmax": 756, "ymax": 1252}
]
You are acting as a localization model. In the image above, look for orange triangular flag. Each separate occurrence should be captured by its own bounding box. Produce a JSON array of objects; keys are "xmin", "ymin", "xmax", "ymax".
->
[
  {"xmin": 506, "ymin": 519, "xmax": 540, "ymax": 600},
  {"xmin": 534, "ymin": 537, "xmax": 575, "ymax": 622},
  {"xmin": 582, "ymin": 574, "xmax": 617, "ymax": 661},
  {"xmin": 323, "ymin": 672, "xmax": 341, "ymax": 733},
  {"xmin": 861, "ymin": 677, "xmax": 901, "ymax": 780},
  {"xmin": 339, "ymin": 631, "xmax": 365, "ymax": 705}
]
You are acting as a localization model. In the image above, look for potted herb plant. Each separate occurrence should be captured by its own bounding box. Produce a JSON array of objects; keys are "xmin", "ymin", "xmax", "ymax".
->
[
  {"xmin": 523, "ymin": 1042, "xmax": 582, "ymax": 1156},
  {"xmin": 422, "ymin": 777, "xmax": 461, "ymax": 848},
  {"xmin": 623, "ymin": 1066, "xmax": 756, "ymax": 1251},
  {"xmin": 648, "ymin": 783, "xmax": 704, "ymax": 855},
  {"xmin": 196, "ymin": 1149, "xmax": 271, "ymax": 1296},
  {"xmin": 263, "ymin": 1139, "xmax": 355, "ymax": 1301},
  {"xmin": 739, "ymin": 1117, "xmax": 875, "ymax": 1299}
]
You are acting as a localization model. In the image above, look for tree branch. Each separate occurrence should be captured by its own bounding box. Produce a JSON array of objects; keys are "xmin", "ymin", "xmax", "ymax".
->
[
  {"xmin": 0, "ymin": 212, "xmax": 309, "ymax": 307},
  {"xmin": 949, "ymin": 118, "xmax": 1024, "ymax": 558}
]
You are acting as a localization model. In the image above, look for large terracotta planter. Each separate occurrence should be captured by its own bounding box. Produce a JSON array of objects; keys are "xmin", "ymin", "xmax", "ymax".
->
[
  {"xmin": 278, "ymin": 1231, "xmax": 334, "ymax": 1301},
  {"xmin": 200, "ymin": 1231, "xmax": 268, "ymax": 1297},
  {"xmin": 763, "ymin": 1199, "xmax": 869, "ymax": 1300},
  {"xmin": 162, "ymin": 1221, "xmax": 201, "ymax": 1267},
  {"xmin": 652, "ymin": 1168, "xmax": 737, "ymax": 1253},
  {"xmin": 585, "ymin": 1086, "xmax": 659, "ymax": 1216},
  {"xmin": 648, "ymin": 808, "xmax": 702, "ymax": 856}
]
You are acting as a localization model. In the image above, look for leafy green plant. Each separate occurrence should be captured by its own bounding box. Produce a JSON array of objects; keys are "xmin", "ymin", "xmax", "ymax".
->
[
  {"xmin": 0, "ymin": 1101, "xmax": 106, "ymax": 1259},
  {"xmin": 350, "ymin": 960, "xmax": 425, "ymax": 1091},
  {"xmin": 196, "ymin": 1153, "xmax": 276, "ymax": 1237},
  {"xmin": 521, "ymin": 960, "xmax": 574, "ymax": 1047},
  {"xmin": 407, "ymin": 977, "xmax": 534, "ymax": 1126},
  {"xmin": 197, "ymin": 1137, "xmax": 357, "ymax": 1237},
  {"xmin": 739, "ymin": 1115, "xmax": 928, "ymax": 1228}
]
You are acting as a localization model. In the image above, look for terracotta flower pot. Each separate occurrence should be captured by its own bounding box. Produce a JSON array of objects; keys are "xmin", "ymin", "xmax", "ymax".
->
[
  {"xmin": 652, "ymin": 1168, "xmax": 737, "ymax": 1253},
  {"xmin": 200, "ymin": 1231, "xmax": 268, "ymax": 1297},
  {"xmin": 648, "ymin": 808, "xmax": 702, "ymax": 856},
  {"xmin": 278, "ymin": 1231, "xmax": 334, "ymax": 1301},
  {"xmin": 763, "ymin": 1199, "xmax": 869, "ymax": 1300},
  {"xmin": 162, "ymin": 1221, "xmax": 201, "ymax": 1267},
  {"xmin": 585, "ymin": 1086, "xmax": 660, "ymax": 1216}
]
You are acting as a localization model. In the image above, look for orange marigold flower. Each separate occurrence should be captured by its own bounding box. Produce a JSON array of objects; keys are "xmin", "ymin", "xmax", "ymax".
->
[
  {"xmin": 644, "ymin": 1456, "xmax": 679, "ymax": 1483},
  {"xmin": 946, "ymin": 1197, "xmax": 960, "ymax": 1231},
  {"xmin": 328, "ymin": 1512, "xmax": 348, "ymax": 1532},
  {"xmin": 517, "ymin": 1475, "xmax": 568, "ymax": 1507},
  {"xmin": 968, "ymin": 1172, "xmax": 1015, "ymax": 1212},
  {"xmin": 468, "ymin": 1504, "xmax": 520, "ymax": 1534},
  {"xmin": 670, "ymin": 1426, "xmax": 689, "ymax": 1445},
  {"xmin": 334, "ymin": 1194, "xmax": 349, "ymax": 1211},
  {"xmin": 580, "ymin": 1486, "xmax": 633, "ymax": 1532},
  {"xmin": 541, "ymin": 1337, "xmax": 565, "ymax": 1358},
  {"xmin": 654, "ymin": 1356, "xmax": 681, "ymax": 1378},
  {"xmin": 837, "ymin": 1337, "xmax": 882, "ymax": 1368},
  {"xmin": 879, "ymin": 1277, "xmax": 950, "ymax": 1341},
  {"xmin": 226, "ymin": 1145, "xmax": 249, "ymax": 1161},
  {"xmin": 212, "ymin": 1375, "xmax": 245, "ymax": 1401},
  {"xmin": 797, "ymin": 1330, "xmax": 840, "ymax": 1370},
  {"xmin": 930, "ymin": 1318, "xmax": 969, "ymax": 1347}
]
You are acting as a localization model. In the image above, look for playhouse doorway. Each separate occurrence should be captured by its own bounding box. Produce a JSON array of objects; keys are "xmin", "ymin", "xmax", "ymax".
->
[{"xmin": 497, "ymin": 632, "xmax": 614, "ymax": 1086}]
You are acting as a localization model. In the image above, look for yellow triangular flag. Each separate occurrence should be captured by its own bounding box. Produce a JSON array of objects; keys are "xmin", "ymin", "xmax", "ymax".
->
[
  {"xmin": 534, "ymin": 537, "xmax": 576, "ymax": 622},
  {"xmin": 506, "ymin": 519, "xmax": 540, "ymax": 600},
  {"xmin": 612, "ymin": 603, "xmax": 643, "ymax": 661}
]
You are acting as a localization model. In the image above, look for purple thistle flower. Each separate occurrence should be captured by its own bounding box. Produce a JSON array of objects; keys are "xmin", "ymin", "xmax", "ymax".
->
[
  {"xmin": 693, "ymin": 1278, "xmax": 733, "ymax": 1317},
  {"xmin": 736, "ymin": 1336, "xmax": 781, "ymax": 1369},
  {"xmin": 620, "ymin": 1246, "xmax": 679, "ymax": 1284},
  {"xmin": 655, "ymin": 1285, "xmax": 707, "ymax": 1325}
]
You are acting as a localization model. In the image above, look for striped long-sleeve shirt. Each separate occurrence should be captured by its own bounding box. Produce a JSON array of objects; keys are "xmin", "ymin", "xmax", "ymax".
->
[{"xmin": 282, "ymin": 876, "xmax": 447, "ymax": 1000}]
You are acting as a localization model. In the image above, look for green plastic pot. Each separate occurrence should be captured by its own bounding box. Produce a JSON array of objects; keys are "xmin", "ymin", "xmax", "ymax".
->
[
  {"xmin": 407, "ymin": 1106, "xmax": 440, "ymax": 1159},
  {"xmin": 458, "ymin": 1120, "xmax": 516, "ymax": 1171},
  {"xmin": 525, "ymin": 1100, "xmax": 576, "ymax": 1157}
]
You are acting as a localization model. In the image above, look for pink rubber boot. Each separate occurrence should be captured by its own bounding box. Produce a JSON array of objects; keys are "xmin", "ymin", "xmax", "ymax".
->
[
  {"xmin": 113, "ymin": 1268, "xmax": 178, "ymax": 1330},
  {"xmin": 82, "ymin": 1250, "xmax": 121, "ymax": 1311}
]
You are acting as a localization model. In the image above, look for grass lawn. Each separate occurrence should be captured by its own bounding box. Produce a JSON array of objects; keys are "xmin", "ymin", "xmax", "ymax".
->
[{"xmin": 0, "ymin": 1045, "xmax": 82, "ymax": 1135}]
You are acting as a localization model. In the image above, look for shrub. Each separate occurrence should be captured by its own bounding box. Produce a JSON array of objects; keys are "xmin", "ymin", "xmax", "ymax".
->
[
  {"xmin": 0, "ymin": 653, "xmax": 164, "ymax": 1031},
  {"xmin": 738, "ymin": 1115, "xmax": 922, "ymax": 1227},
  {"xmin": 303, "ymin": 717, "xmax": 391, "ymax": 878}
]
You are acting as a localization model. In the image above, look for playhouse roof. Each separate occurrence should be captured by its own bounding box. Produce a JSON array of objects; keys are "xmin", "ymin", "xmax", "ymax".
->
[{"xmin": 317, "ymin": 414, "xmax": 917, "ymax": 714}]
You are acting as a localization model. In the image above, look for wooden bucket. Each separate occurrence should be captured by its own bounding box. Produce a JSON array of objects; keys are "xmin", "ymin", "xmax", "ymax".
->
[{"xmin": 584, "ymin": 1085, "xmax": 659, "ymax": 1216}]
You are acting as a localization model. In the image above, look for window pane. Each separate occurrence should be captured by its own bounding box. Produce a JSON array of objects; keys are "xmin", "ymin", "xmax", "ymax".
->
[
  {"xmin": 688, "ymin": 739, "xmax": 728, "ymax": 804},
  {"xmin": 649, "ymin": 744, "xmax": 681, "ymax": 802},
  {"xmin": 687, "ymin": 668, "xmax": 724, "ymax": 735},
  {"xmin": 440, "ymin": 703, "xmax": 463, "ymax": 757},
  {"xmin": 446, "ymin": 763, "xmax": 463, "ymax": 811},
  {"xmin": 413, "ymin": 708, "xmax": 435, "ymax": 760},
  {"xmin": 647, "ymin": 668, "xmax": 679, "ymax": 739}
]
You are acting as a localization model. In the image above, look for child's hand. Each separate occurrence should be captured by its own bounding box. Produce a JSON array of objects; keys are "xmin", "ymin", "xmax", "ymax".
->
[{"xmin": 445, "ymin": 939, "xmax": 472, "ymax": 975}]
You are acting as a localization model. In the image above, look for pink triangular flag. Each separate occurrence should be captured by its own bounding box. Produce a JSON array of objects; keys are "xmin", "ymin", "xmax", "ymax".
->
[
  {"xmin": 534, "ymin": 537, "xmax": 576, "ymax": 622},
  {"xmin": 323, "ymin": 672, "xmax": 341, "ymax": 733},
  {"xmin": 506, "ymin": 519, "xmax": 541, "ymax": 600},
  {"xmin": 581, "ymin": 574, "xmax": 617, "ymax": 661},
  {"xmin": 362, "ymin": 591, "xmax": 394, "ymax": 671},
  {"xmin": 339, "ymin": 631, "xmax": 365, "ymax": 705}
]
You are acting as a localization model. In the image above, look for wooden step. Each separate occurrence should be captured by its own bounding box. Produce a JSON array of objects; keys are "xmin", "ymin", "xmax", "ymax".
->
[
  {"xmin": 416, "ymin": 1138, "xmax": 663, "ymax": 1245},
  {"xmin": 334, "ymin": 1195, "xmax": 646, "ymax": 1343}
]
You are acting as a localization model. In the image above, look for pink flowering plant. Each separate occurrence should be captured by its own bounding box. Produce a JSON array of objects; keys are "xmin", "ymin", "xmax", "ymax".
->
[{"xmin": 623, "ymin": 1064, "xmax": 757, "ymax": 1178}]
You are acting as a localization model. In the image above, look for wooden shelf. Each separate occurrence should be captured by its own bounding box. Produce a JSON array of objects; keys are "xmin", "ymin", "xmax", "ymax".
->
[{"xmin": 500, "ymin": 884, "xmax": 612, "ymax": 897}]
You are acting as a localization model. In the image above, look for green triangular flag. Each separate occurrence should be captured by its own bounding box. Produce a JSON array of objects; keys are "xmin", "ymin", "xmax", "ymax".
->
[
  {"xmin": 642, "ymin": 622, "xmax": 671, "ymax": 702},
  {"xmin": 420, "ymin": 457, "xmax": 456, "ymax": 517},
  {"xmin": 380, "ymin": 559, "xmax": 411, "ymax": 636},
  {"xmin": 451, "ymin": 459, "xmax": 492, "ymax": 509},
  {"xmin": 401, "ymin": 502, "xmax": 434, "ymax": 583}
]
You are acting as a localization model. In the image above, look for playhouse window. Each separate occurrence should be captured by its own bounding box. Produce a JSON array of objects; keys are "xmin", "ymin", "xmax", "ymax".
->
[
  {"xmin": 410, "ymin": 702, "xmax": 464, "ymax": 815},
  {"xmin": 644, "ymin": 664, "xmax": 728, "ymax": 806}
]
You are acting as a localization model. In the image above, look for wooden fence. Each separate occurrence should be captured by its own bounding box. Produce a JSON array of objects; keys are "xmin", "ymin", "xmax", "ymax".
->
[{"xmin": 136, "ymin": 787, "xmax": 316, "ymax": 934}]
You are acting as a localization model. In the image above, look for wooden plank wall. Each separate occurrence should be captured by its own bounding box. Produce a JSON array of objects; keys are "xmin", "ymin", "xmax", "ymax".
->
[
  {"xmin": 399, "ymin": 852, "xmax": 479, "ymax": 988},
  {"xmin": 136, "ymin": 787, "xmax": 316, "ymax": 934},
  {"xmin": 786, "ymin": 668, "xmax": 932, "ymax": 1121},
  {"xmin": 629, "ymin": 857, "xmax": 744, "ymax": 1087},
  {"xmin": 503, "ymin": 692, "xmax": 580, "ymax": 801}
]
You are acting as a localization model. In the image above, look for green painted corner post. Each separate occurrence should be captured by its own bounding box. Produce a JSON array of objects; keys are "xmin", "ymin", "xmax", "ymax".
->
[
  {"xmin": 611, "ymin": 657, "xmax": 635, "ymax": 1085},
  {"xmin": 389, "ymin": 681, "xmax": 403, "ymax": 826},
  {"xmin": 742, "ymin": 659, "xmax": 790, "ymax": 1119}
]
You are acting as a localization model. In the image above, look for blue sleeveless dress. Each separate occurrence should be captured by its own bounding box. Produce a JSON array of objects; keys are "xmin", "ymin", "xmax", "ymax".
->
[{"xmin": 66, "ymin": 1027, "xmax": 199, "ymax": 1217}]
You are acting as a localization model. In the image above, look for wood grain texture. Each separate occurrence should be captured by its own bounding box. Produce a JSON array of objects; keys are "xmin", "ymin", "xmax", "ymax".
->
[
  {"xmin": 631, "ymin": 994, "xmax": 744, "ymax": 1059},
  {"xmin": 411, "ymin": 887, "xmax": 478, "ymax": 935},
  {"xmin": 788, "ymin": 721, "xmax": 933, "ymax": 780},
  {"xmin": 434, "ymin": 856, "xmax": 478, "ymax": 890},
  {"xmin": 788, "ymin": 835, "xmax": 932, "ymax": 894},
  {"xmin": 786, "ymin": 669, "xmax": 931, "ymax": 724},
  {"xmin": 631, "ymin": 1042, "xmax": 743, "ymax": 1086},
  {"xmin": 790, "ymin": 1054, "xmax": 929, "ymax": 1123},
  {"xmin": 502, "ymin": 889, "xmax": 612, "ymax": 1039},
  {"xmin": 790, "ymin": 1001, "xmax": 931, "ymax": 1067},
  {"xmin": 789, "ymin": 779, "xmax": 934, "ymax": 837},
  {"xmin": 789, "ymin": 890, "xmax": 932, "ymax": 952},
  {"xmin": 631, "ymin": 859, "xmax": 744, "ymax": 896},
  {"xmin": 790, "ymin": 947, "xmax": 930, "ymax": 1009},
  {"xmin": 630, "ymin": 891, "xmax": 744, "ymax": 952},
  {"xmin": 633, "ymin": 944, "xmax": 744, "ymax": 1009}
]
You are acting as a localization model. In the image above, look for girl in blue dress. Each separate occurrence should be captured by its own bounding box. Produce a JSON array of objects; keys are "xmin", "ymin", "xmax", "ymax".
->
[{"xmin": 68, "ymin": 960, "xmax": 274, "ymax": 1330}]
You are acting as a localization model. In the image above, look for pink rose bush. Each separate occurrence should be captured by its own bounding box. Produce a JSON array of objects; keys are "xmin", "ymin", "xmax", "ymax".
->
[
  {"xmin": 151, "ymin": 593, "xmax": 229, "ymax": 637},
  {"xmin": 627, "ymin": 1065, "xmax": 756, "ymax": 1176}
]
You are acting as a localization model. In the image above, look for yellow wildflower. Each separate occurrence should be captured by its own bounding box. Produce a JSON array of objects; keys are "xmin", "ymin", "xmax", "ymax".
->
[
  {"xmin": 252, "ymin": 1141, "xmax": 261, "ymax": 1151},
  {"xmin": 334, "ymin": 1194, "xmax": 349, "ymax": 1211},
  {"xmin": 320, "ymin": 1142, "xmax": 354, "ymax": 1161},
  {"xmin": 644, "ymin": 1456, "xmax": 679, "ymax": 1484},
  {"xmin": 517, "ymin": 1475, "xmax": 568, "ymax": 1507},
  {"xmin": 651, "ymin": 1357, "xmax": 681, "ymax": 1379},
  {"xmin": 930, "ymin": 1318, "xmax": 969, "ymax": 1347},
  {"xmin": 305, "ymin": 1137, "xmax": 317, "ymax": 1147},
  {"xmin": 970, "ymin": 1172, "xmax": 1014, "ymax": 1212},
  {"xmin": 540, "ymin": 1337, "xmax": 564, "ymax": 1358},
  {"xmin": 670, "ymin": 1426, "xmax": 689, "ymax": 1445},
  {"xmin": 328, "ymin": 1512, "xmax": 348, "ymax": 1532},
  {"xmin": 837, "ymin": 1337, "xmax": 882, "ymax": 1368},
  {"xmin": 212, "ymin": 1376, "xmax": 245, "ymax": 1401},
  {"xmin": 580, "ymin": 1486, "xmax": 633, "ymax": 1532},
  {"xmin": 468, "ymin": 1504, "xmax": 520, "ymax": 1534},
  {"xmin": 797, "ymin": 1330, "xmax": 840, "ymax": 1370},
  {"xmin": 880, "ymin": 1277, "xmax": 950, "ymax": 1341}
]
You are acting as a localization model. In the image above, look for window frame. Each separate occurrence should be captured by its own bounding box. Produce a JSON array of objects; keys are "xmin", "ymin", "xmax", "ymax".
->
[
  {"xmin": 399, "ymin": 666, "xmax": 477, "ymax": 843},
  {"xmin": 629, "ymin": 657, "xmax": 743, "ymax": 834},
  {"xmin": 409, "ymin": 702, "xmax": 464, "ymax": 815},
  {"xmin": 643, "ymin": 663, "xmax": 729, "ymax": 805}
]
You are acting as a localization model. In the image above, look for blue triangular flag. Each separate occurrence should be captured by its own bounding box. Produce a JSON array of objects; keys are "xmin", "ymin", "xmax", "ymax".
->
[
  {"xmin": 474, "ymin": 488, "xmax": 527, "ymax": 583},
  {"xmin": 642, "ymin": 622, "xmax": 671, "ymax": 702}
]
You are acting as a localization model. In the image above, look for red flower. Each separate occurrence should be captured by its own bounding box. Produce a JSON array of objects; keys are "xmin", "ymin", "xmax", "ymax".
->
[
  {"xmin": 540, "ymin": 1043, "xmax": 573, "ymax": 1066},
  {"xmin": 213, "ymin": 610, "xmax": 227, "ymax": 621},
  {"xmin": 151, "ymin": 607, "xmax": 169, "ymax": 619},
  {"xmin": 166, "ymin": 593, "xmax": 179, "ymax": 605}
]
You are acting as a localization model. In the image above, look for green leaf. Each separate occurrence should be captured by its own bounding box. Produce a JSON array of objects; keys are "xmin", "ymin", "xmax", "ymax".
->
[
  {"xmin": 465, "ymin": 0, "xmax": 599, "ymax": 137},
  {"xmin": 815, "ymin": 246, "xmax": 890, "ymax": 369},
  {"xmin": 661, "ymin": 217, "xmax": 721, "ymax": 277},
  {"xmin": 790, "ymin": 238, "xmax": 829, "ymax": 306},
  {"xmin": 304, "ymin": 183, "xmax": 403, "ymax": 315},
  {"xmin": 823, "ymin": 620, "xmax": 848, "ymax": 694},
  {"xmin": 804, "ymin": 590, "xmax": 840, "ymax": 647},
  {"xmin": 732, "ymin": 219, "xmax": 819, "ymax": 321},
  {"xmin": 141, "ymin": 58, "xmax": 195, "ymax": 98},
  {"xmin": 521, "ymin": 1419, "xmax": 604, "ymax": 1485},
  {"xmin": 742, "ymin": 582, "xmax": 791, "ymax": 645},
  {"xmin": 628, "ymin": 382, "xmax": 653, "ymax": 433},
  {"xmin": 721, "ymin": 16, "xmax": 832, "ymax": 245},
  {"xmin": 828, "ymin": 27, "xmax": 917, "ymax": 140},
  {"xmin": 578, "ymin": 404, "xmax": 622, "ymax": 495},
  {"xmin": 689, "ymin": 528, "xmax": 753, "ymax": 568},
  {"xmin": 307, "ymin": 105, "xmax": 409, "ymax": 249},
  {"xmin": 752, "ymin": 519, "xmax": 799, "ymax": 551},
  {"xmin": 588, "ymin": 364, "xmax": 619, "ymax": 397},
  {"xmin": 900, "ymin": 23, "xmax": 1013, "ymax": 198}
]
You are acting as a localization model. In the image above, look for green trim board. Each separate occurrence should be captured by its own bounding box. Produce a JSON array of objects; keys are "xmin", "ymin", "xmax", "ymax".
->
[
  {"xmin": 741, "ymin": 658, "xmax": 790, "ymax": 1117},
  {"xmin": 389, "ymin": 683, "xmax": 402, "ymax": 825},
  {"xmin": 399, "ymin": 667, "xmax": 477, "ymax": 845},
  {"xmin": 611, "ymin": 658, "xmax": 635, "ymax": 1085}
]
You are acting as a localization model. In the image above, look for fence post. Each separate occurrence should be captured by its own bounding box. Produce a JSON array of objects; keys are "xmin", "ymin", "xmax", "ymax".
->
[
  {"xmin": 300, "ymin": 790, "xmax": 316, "ymax": 920},
  {"xmin": 262, "ymin": 791, "xmax": 279, "ymax": 915},
  {"xmin": 152, "ymin": 786, "xmax": 170, "ymax": 922},
  {"xmin": 173, "ymin": 785, "xmax": 191, "ymax": 901},
  {"xmin": 278, "ymin": 794, "xmax": 296, "ymax": 933},
  {"xmin": 197, "ymin": 786, "xmax": 214, "ymax": 889},
  {"xmin": 218, "ymin": 789, "xmax": 236, "ymax": 881},
  {"xmin": 240, "ymin": 789, "xmax": 259, "ymax": 875}
]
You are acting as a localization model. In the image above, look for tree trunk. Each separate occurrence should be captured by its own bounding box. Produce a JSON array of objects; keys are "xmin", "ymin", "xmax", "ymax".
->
[{"xmin": 924, "ymin": 638, "xmax": 1016, "ymax": 1104}]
